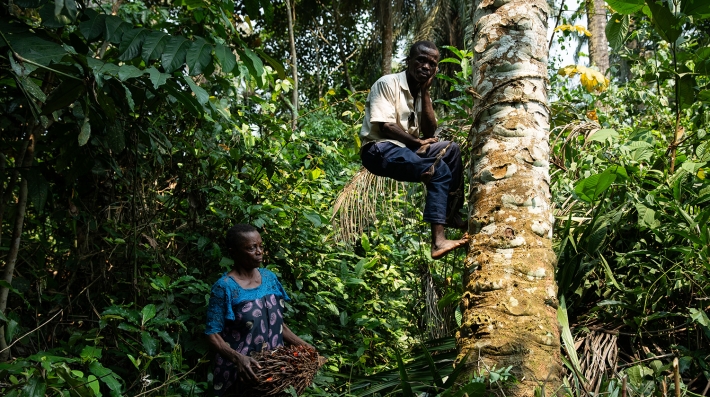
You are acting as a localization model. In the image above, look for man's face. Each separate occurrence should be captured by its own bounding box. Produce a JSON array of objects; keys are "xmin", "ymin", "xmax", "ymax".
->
[{"xmin": 407, "ymin": 46, "xmax": 439, "ymax": 84}]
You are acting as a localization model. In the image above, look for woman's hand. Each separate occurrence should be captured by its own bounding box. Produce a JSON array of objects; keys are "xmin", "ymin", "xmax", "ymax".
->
[{"xmin": 232, "ymin": 351, "xmax": 262, "ymax": 381}]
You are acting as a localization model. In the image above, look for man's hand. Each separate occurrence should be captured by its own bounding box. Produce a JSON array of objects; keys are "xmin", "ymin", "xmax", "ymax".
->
[
  {"xmin": 233, "ymin": 351, "xmax": 261, "ymax": 382},
  {"xmin": 421, "ymin": 66, "xmax": 437, "ymax": 92},
  {"xmin": 418, "ymin": 137, "xmax": 438, "ymax": 146}
]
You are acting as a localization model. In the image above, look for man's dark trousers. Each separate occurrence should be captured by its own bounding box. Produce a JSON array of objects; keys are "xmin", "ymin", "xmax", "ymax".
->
[{"xmin": 361, "ymin": 141, "xmax": 462, "ymax": 225}]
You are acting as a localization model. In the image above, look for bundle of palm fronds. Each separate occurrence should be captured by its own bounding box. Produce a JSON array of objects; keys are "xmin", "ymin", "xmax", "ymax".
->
[{"xmin": 242, "ymin": 345, "xmax": 326, "ymax": 396}]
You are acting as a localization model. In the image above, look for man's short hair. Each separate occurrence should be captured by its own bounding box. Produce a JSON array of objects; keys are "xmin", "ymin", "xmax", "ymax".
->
[
  {"xmin": 225, "ymin": 224, "xmax": 258, "ymax": 252},
  {"xmin": 407, "ymin": 41, "xmax": 439, "ymax": 60}
]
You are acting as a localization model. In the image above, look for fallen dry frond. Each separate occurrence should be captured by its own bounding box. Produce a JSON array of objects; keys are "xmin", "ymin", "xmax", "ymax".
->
[{"xmin": 242, "ymin": 345, "xmax": 326, "ymax": 396}]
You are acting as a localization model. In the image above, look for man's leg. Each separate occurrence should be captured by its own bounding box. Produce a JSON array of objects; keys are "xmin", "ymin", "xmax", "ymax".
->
[
  {"xmin": 423, "ymin": 142, "xmax": 465, "ymax": 229},
  {"xmin": 361, "ymin": 142, "xmax": 467, "ymax": 259}
]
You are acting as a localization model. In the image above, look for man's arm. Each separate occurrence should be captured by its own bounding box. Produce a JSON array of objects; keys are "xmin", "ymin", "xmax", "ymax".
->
[
  {"xmin": 419, "ymin": 72, "xmax": 438, "ymax": 138},
  {"xmin": 379, "ymin": 122, "xmax": 437, "ymax": 147}
]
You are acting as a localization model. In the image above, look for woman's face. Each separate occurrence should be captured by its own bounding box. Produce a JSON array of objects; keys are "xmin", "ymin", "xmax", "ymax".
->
[{"xmin": 232, "ymin": 231, "xmax": 263, "ymax": 269}]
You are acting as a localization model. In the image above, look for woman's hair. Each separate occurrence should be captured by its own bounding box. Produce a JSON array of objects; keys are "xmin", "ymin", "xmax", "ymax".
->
[{"xmin": 225, "ymin": 224, "xmax": 258, "ymax": 252}]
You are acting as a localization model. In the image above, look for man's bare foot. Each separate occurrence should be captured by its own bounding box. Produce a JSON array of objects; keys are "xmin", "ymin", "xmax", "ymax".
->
[{"xmin": 431, "ymin": 237, "xmax": 468, "ymax": 259}]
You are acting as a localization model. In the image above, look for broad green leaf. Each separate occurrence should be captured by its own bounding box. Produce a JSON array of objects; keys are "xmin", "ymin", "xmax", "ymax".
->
[
  {"xmin": 141, "ymin": 332, "xmax": 158, "ymax": 356},
  {"xmin": 304, "ymin": 212, "xmax": 322, "ymax": 227},
  {"xmin": 39, "ymin": 2, "xmax": 68, "ymax": 28},
  {"xmin": 183, "ymin": 75, "xmax": 209, "ymax": 105},
  {"xmin": 79, "ymin": 11, "xmax": 106, "ymax": 41},
  {"xmin": 679, "ymin": 74, "xmax": 696, "ymax": 110},
  {"xmin": 161, "ymin": 36, "xmax": 190, "ymax": 74},
  {"xmin": 21, "ymin": 376, "xmax": 46, "ymax": 397},
  {"xmin": 43, "ymin": 81, "xmax": 84, "ymax": 115},
  {"xmin": 214, "ymin": 43, "xmax": 237, "ymax": 73},
  {"xmin": 78, "ymin": 118, "xmax": 91, "ymax": 146},
  {"xmin": 645, "ymin": 0, "xmax": 682, "ymax": 43},
  {"xmin": 574, "ymin": 169, "xmax": 618, "ymax": 202},
  {"xmin": 54, "ymin": 0, "xmax": 64, "ymax": 17},
  {"xmin": 119, "ymin": 28, "xmax": 147, "ymax": 61},
  {"xmin": 142, "ymin": 31, "xmax": 170, "ymax": 62},
  {"xmin": 254, "ymin": 48, "xmax": 286, "ymax": 79},
  {"xmin": 186, "ymin": 37, "xmax": 212, "ymax": 76},
  {"xmin": 89, "ymin": 361, "xmax": 123, "ymax": 392},
  {"xmin": 237, "ymin": 46, "xmax": 264, "ymax": 82},
  {"xmin": 141, "ymin": 304, "xmax": 157, "ymax": 326},
  {"xmin": 635, "ymin": 203, "xmax": 660, "ymax": 229},
  {"xmin": 11, "ymin": 33, "xmax": 66, "ymax": 66},
  {"xmin": 19, "ymin": 77, "xmax": 46, "ymax": 103},
  {"xmin": 104, "ymin": 16, "xmax": 130, "ymax": 44},
  {"xmin": 87, "ymin": 375, "xmax": 100, "ymax": 396},
  {"xmin": 146, "ymin": 67, "xmax": 169, "ymax": 89},
  {"xmin": 118, "ymin": 65, "xmax": 143, "ymax": 81},
  {"xmin": 63, "ymin": 0, "xmax": 77, "ymax": 20},
  {"xmin": 438, "ymin": 57, "xmax": 462, "ymax": 65},
  {"xmin": 606, "ymin": 13, "xmax": 629, "ymax": 50},
  {"xmin": 80, "ymin": 345, "xmax": 102, "ymax": 361},
  {"xmin": 155, "ymin": 330, "xmax": 175, "ymax": 347},
  {"xmin": 55, "ymin": 364, "xmax": 94, "ymax": 397},
  {"xmin": 360, "ymin": 233, "xmax": 371, "ymax": 252},
  {"xmin": 25, "ymin": 169, "xmax": 49, "ymax": 212},
  {"xmin": 626, "ymin": 365, "xmax": 653, "ymax": 387},
  {"xmin": 682, "ymin": 0, "xmax": 710, "ymax": 18},
  {"xmin": 588, "ymin": 128, "xmax": 619, "ymax": 143},
  {"xmin": 605, "ymin": 0, "xmax": 645, "ymax": 14}
]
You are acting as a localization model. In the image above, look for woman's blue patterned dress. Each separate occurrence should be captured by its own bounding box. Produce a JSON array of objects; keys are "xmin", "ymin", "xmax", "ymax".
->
[{"xmin": 205, "ymin": 268, "xmax": 290, "ymax": 396}]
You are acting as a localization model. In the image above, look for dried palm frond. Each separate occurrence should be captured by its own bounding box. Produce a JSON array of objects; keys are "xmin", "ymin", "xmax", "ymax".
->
[
  {"xmin": 242, "ymin": 345, "xmax": 326, "ymax": 396},
  {"xmin": 331, "ymin": 167, "xmax": 420, "ymax": 243},
  {"xmin": 574, "ymin": 330, "xmax": 619, "ymax": 394}
]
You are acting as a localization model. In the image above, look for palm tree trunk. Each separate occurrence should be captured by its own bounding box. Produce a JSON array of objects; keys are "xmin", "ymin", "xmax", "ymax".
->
[
  {"xmin": 285, "ymin": 0, "xmax": 298, "ymax": 130},
  {"xmin": 586, "ymin": 0, "xmax": 609, "ymax": 75},
  {"xmin": 458, "ymin": 0, "xmax": 562, "ymax": 395},
  {"xmin": 381, "ymin": 0, "xmax": 393, "ymax": 75}
]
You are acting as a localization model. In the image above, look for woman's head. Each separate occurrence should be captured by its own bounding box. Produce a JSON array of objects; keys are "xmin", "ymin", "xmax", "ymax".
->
[{"xmin": 225, "ymin": 224, "xmax": 263, "ymax": 269}]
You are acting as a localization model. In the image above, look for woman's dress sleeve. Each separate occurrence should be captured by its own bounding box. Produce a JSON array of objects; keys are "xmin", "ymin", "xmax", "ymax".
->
[{"xmin": 205, "ymin": 278, "xmax": 235, "ymax": 335}]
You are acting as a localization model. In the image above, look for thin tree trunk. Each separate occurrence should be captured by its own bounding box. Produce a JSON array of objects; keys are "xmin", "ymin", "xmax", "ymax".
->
[
  {"xmin": 381, "ymin": 0, "xmax": 393, "ymax": 75},
  {"xmin": 586, "ymin": 0, "xmax": 609, "ymax": 75},
  {"xmin": 0, "ymin": 132, "xmax": 35, "ymax": 362},
  {"xmin": 285, "ymin": 0, "xmax": 298, "ymax": 130},
  {"xmin": 333, "ymin": 0, "xmax": 355, "ymax": 92},
  {"xmin": 459, "ymin": 0, "xmax": 562, "ymax": 395}
]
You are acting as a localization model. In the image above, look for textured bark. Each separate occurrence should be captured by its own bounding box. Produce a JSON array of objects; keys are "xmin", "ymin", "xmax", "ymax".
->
[
  {"xmin": 586, "ymin": 0, "xmax": 609, "ymax": 75},
  {"xmin": 458, "ymin": 0, "xmax": 562, "ymax": 395},
  {"xmin": 0, "ymin": 133, "xmax": 35, "ymax": 361},
  {"xmin": 285, "ymin": 0, "xmax": 298, "ymax": 130},
  {"xmin": 380, "ymin": 0, "xmax": 393, "ymax": 75}
]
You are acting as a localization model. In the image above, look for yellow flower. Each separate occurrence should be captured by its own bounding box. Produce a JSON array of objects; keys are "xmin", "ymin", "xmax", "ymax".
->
[
  {"xmin": 554, "ymin": 24, "xmax": 592, "ymax": 37},
  {"xmin": 557, "ymin": 64, "xmax": 610, "ymax": 93}
]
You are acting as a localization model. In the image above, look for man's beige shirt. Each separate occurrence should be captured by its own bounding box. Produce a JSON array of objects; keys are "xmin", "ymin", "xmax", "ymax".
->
[{"xmin": 360, "ymin": 71, "xmax": 422, "ymax": 148}]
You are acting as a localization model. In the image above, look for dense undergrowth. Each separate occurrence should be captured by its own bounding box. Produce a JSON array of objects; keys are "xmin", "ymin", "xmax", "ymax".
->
[{"xmin": 0, "ymin": 0, "xmax": 709, "ymax": 396}]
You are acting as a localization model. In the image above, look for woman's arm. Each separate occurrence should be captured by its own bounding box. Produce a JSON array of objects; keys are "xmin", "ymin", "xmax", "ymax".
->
[
  {"xmin": 283, "ymin": 324, "xmax": 314, "ymax": 350},
  {"xmin": 206, "ymin": 333, "xmax": 261, "ymax": 380}
]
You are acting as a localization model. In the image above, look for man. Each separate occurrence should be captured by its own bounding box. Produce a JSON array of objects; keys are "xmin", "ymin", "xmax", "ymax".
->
[{"xmin": 360, "ymin": 41, "xmax": 468, "ymax": 259}]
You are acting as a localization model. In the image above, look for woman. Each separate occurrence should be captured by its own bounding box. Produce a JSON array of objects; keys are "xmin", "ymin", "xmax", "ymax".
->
[{"xmin": 205, "ymin": 224, "xmax": 312, "ymax": 396}]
